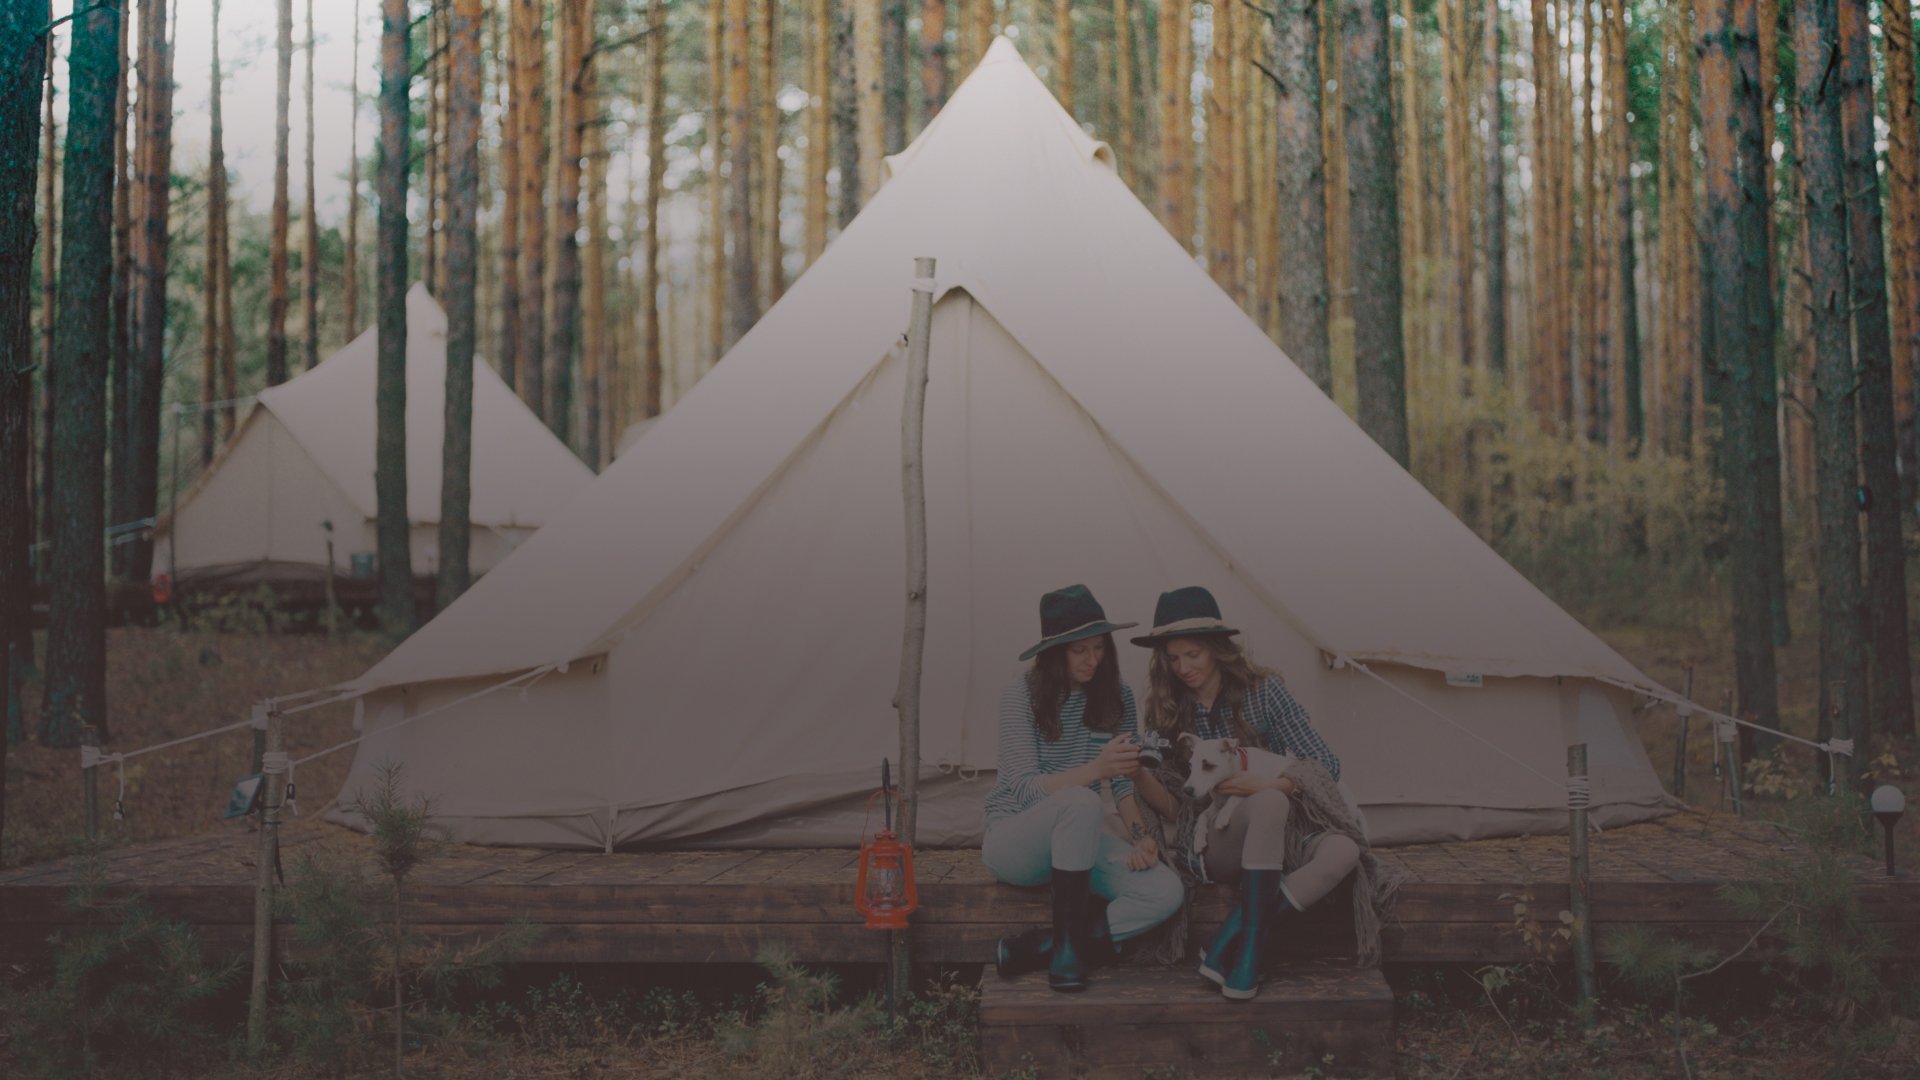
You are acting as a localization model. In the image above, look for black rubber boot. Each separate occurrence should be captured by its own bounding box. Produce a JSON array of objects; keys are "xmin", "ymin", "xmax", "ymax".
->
[
  {"xmin": 1047, "ymin": 868, "xmax": 1094, "ymax": 992},
  {"xmin": 996, "ymin": 903, "xmax": 1114, "ymax": 978},
  {"xmin": 1197, "ymin": 901, "xmax": 1244, "ymax": 987},
  {"xmin": 1221, "ymin": 870, "xmax": 1286, "ymax": 1001}
]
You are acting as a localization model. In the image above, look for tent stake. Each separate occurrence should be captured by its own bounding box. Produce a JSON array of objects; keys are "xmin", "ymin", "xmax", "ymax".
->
[
  {"xmin": 891, "ymin": 257, "xmax": 936, "ymax": 1009},
  {"xmin": 1568, "ymin": 743, "xmax": 1595, "ymax": 1026},
  {"xmin": 247, "ymin": 706, "xmax": 286, "ymax": 1055}
]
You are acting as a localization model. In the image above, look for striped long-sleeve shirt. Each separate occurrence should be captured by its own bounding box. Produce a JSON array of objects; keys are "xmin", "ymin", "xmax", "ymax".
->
[
  {"xmin": 1191, "ymin": 675, "xmax": 1340, "ymax": 781},
  {"xmin": 984, "ymin": 676, "xmax": 1138, "ymax": 826}
]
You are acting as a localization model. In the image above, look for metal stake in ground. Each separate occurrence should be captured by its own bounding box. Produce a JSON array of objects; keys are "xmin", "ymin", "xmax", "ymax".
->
[
  {"xmin": 247, "ymin": 704, "xmax": 287, "ymax": 1055},
  {"xmin": 890, "ymin": 257, "xmax": 936, "ymax": 1009},
  {"xmin": 1568, "ymin": 743, "xmax": 1596, "ymax": 1025}
]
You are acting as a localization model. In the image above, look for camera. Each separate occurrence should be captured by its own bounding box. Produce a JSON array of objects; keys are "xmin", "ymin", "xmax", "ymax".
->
[{"xmin": 1135, "ymin": 730, "xmax": 1175, "ymax": 770}]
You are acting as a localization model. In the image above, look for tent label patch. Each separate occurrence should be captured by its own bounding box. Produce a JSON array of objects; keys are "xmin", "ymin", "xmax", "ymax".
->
[{"xmin": 1445, "ymin": 672, "xmax": 1484, "ymax": 688}]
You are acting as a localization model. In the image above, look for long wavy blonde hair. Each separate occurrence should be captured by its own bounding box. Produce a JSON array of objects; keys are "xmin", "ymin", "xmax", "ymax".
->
[{"xmin": 1142, "ymin": 634, "xmax": 1276, "ymax": 748}]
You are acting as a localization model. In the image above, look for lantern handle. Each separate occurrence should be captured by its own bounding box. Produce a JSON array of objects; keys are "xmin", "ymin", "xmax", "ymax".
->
[{"xmin": 881, "ymin": 758, "xmax": 893, "ymax": 831}]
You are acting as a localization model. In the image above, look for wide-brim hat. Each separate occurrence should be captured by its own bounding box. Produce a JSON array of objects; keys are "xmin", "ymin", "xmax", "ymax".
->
[
  {"xmin": 1129, "ymin": 585, "xmax": 1241, "ymax": 646},
  {"xmin": 1018, "ymin": 584, "xmax": 1139, "ymax": 661}
]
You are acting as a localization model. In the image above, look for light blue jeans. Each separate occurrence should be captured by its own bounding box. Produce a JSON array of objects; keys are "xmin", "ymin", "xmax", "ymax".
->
[{"xmin": 982, "ymin": 787, "xmax": 1185, "ymax": 941}]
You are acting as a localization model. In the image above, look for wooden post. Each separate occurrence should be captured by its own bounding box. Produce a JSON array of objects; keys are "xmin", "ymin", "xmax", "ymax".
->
[
  {"xmin": 246, "ymin": 705, "xmax": 286, "ymax": 1055},
  {"xmin": 81, "ymin": 723, "xmax": 100, "ymax": 841},
  {"xmin": 891, "ymin": 255, "xmax": 936, "ymax": 1008},
  {"xmin": 1724, "ymin": 717, "xmax": 1746, "ymax": 817},
  {"xmin": 250, "ymin": 698, "xmax": 267, "ymax": 775},
  {"xmin": 1671, "ymin": 665, "xmax": 1693, "ymax": 799},
  {"xmin": 1567, "ymin": 743, "xmax": 1596, "ymax": 1024},
  {"xmin": 322, "ymin": 522, "xmax": 337, "ymax": 639}
]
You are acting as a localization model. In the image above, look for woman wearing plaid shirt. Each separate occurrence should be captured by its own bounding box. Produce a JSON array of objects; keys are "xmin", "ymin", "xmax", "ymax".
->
[
  {"xmin": 983, "ymin": 585, "xmax": 1185, "ymax": 993},
  {"xmin": 1130, "ymin": 586, "xmax": 1362, "ymax": 1000}
]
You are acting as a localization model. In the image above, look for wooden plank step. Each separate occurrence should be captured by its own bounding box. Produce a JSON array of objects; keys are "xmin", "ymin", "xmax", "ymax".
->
[{"xmin": 977, "ymin": 961, "xmax": 1394, "ymax": 1078}]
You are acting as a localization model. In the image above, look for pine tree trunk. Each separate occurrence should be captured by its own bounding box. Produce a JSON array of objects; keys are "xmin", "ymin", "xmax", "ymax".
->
[
  {"xmin": 923, "ymin": 0, "xmax": 949, "ymax": 120},
  {"xmin": 1695, "ymin": 0, "xmax": 1783, "ymax": 747},
  {"xmin": 1578, "ymin": 0, "xmax": 1599, "ymax": 441},
  {"xmin": 883, "ymin": 0, "xmax": 907, "ymax": 150},
  {"xmin": 1159, "ymin": 0, "xmax": 1191, "ymax": 247},
  {"xmin": 1441, "ymin": 0, "xmax": 1472, "ymax": 374},
  {"xmin": 550, "ymin": 0, "xmax": 587, "ymax": 448},
  {"xmin": 127, "ymin": 0, "xmax": 172, "ymax": 584},
  {"xmin": 517, "ymin": 0, "xmax": 548, "ymax": 420},
  {"xmin": 42, "ymin": 26, "xmax": 63, "ymax": 563},
  {"xmin": 269, "ymin": 0, "xmax": 292, "ymax": 386},
  {"xmin": 43, "ymin": 0, "xmax": 121, "ymax": 745},
  {"xmin": 204, "ymin": 0, "xmax": 227, "ymax": 468},
  {"xmin": 837, "ymin": 0, "xmax": 860, "ymax": 227},
  {"xmin": 855, "ymin": 0, "xmax": 885, "ymax": 201},
  {"xmin": 806, "ymin": 0, "xmax": 831, "ymax": 262},
  {"xmin": 1273, "ymin": 0, "xmax": 1331, "ymax": 395},
  {"xmin": 440, "ymin": 0, "xmax": 482, "ymax": 611},
  {"xmin": 115, "ymin": 0, "xmax": 144, "ymax": 578},
  {"xmin": 645, "ymin": 0, "xmax": 668, "ymax": 417},
  {"xmin": 100, "ymin": 0, "xmax": 121, "ymax": 563},
  {"xmin": 1606, "ymin": 0, "xmax": 1640, "ymax": 446},
  {"xmin": 729, "ymin": 0, "xmax": 759, "ymax": 346},
  {"xmin": 1057, "ymin": 0, "xmax": 1075, "ymax": 115},
  {"xmin": 2, "ymin": 0, "xmax": 50, "ymax": 763},
  {"xmin": 709, "ymin": 0, "xmax": 729, "ymax": 358},
  {"xmin": 1321, "ymin": 0, "xmax": 1348, "ymax": 336},
  {"xmin": 1344, "ymin": 0, "xmax": 1410, "ymax": 465},
  {"xmin": 583, "ymin": 84, "xmax": 607, "ymax": 468},
  {"xmin": 304, "ymin": 0, "xmax": 319, "ymax": 366},
  {"xmin": 1206, "ymin": 2, "xmax": 1232, "ymax": 292},
  {"xmin": 347, "ymin": 0, "xmax": 362, "ymax": 338},
  {"xmin": 499, "ymin": 0, "xmax": 521, "ymax": 391},
  {"xmin": 1113, "ymin": 0, "xmax": 1134, "ymax": 184},
  {"xmin": 759, "ymin": 0, "xmax": 785, "ymax": 306},
  {"xmin": 1530, "ymin": 0, "xmax": 1554, "ymax": 430},
  {"xmin": 1838, "ymin": 0, "xmax": 1914, "ymax": 741},
  {"xmin": 1792, "ymin": 0, "xmax": 1869, "ymax": 775},
  {"xmin": 377, "ymin": 0, "xmax": 416, "ymax": 637},
  {"xmin": 1482, "ymin": 0, "xmax": 1506, "ymax": 384},
  {"xmin": 1883, "ymin": 0, "xmax": 1920, "ymax": 514}
]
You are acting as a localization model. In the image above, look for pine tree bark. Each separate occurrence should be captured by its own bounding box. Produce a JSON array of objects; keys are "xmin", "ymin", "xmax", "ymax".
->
[
  {"xmin": 806, "ymin": 0, "xmax": 831, "ymax": 262},
  {"xmin": 42, "ymin": 25, "xmax": 63, "ymax": 562},
  {"xmin": 550, "ymin": 0, "xmax": 588, "ymax": 448},
  {"xmin": 516, "ymin": 0, "xmax": 548, "ymax": 419},
  {"xmin": 377, "ymin": 0, "xmax": 416, "ymax": 636},
  {"xmin": 42, "ymin": 0, "xmax": 121, "ymax": 745},
  {"xmin": 127, "ymin": 0, "xmax": 172, "ymax": 584},
  {"xmin": 1394, "ymin": 0, "xmax": 1423, "ymax": 385},
  {"xmin": 1113, "ymin": 0, "xmax": 1134, "ymax": 184},
  {"xmin": 709, "ymin": 0, "xmax": 729, "ymax": 358},
  {"xmin": 347, "ymin": 0, "xmax": 363, "ymax": 337},
  {"xmin": 882, "ymin": 0, "xmax": 907, "ymax": 150},
  {"xmin": 1273, "ymin": 0, "xmax": 1331, "ymax": 395},
  {"xmin": 729, "ymin": 0, "xmax": 759, "ymax": 345},
  {"xmin": 269, "ymin": 0, "xmax": 292, "ymax": 386},
  {"xmin": 1440, "ymin": 0, "xmax": 1472, "ymax": 373},
  {"xmin": 1057, "ymin": 0, "xmax": 1075, "ymax": 116},
  {"xmin": 645, "ymin": 0, "xmax": 668, "ymax": 417},
  {"xmin": 1482, "ymin": 0, "xmax": 1506, "ymax": 383},
  {"xmin": 1884, "ymin": 0, "xmax": 1920, "ymax": 512},
  {"xmin": 440, "ymin": 0, "xmax": 482, "ymax": 611},
  {"xmin": 204, "ymin": 0, "xmax": 228, "ymax": 467},
  {"xmin": 304, "ymin": 0, "xmax": 319, "ymax": 366},
  {"xmin": 1606, "ymin": 0, "xmax": 1640, "ymax": 445},
  {"xmin": 498, "ymin": 0, "xmax": 520, "ymax": 392},
  {"xmin": 759, "ymin": 0, "xmax": 784, "ymax": 306},
  {"xmin": 101, "ymin": 0, "xmax": 122, "ymax": 561},
  {"xmin": 1792, "ymin": 0, "xmax": 1869, "ymax": 778},
  {"xmin": 1206, "ymin": 1, "xmax": 1233, "ymax": 292},
  {"xmin": 1344, "ymin": 0, "xmax": 1410, "ymax": 465},
  {"xmin": 923, "ymin": 0, "xmax": 949, "ymax": 120},
  {"xmin": 1696, "ymin": 0, "xmax": 1783, "ymax": 748},
  {"xmin": 855, "ymin": 0, "xmax": 885, "ymax": 201},
  {"xmin": 584, "ymin": 58, "xmax": 608, "ymax": 466},
  {"xmin": 835, "ymin": 0, "xmax": 860, "ymax": 229},
  {"xmin": 1159, "ymin": 0, "xmax": 1191, "ymax": 247},
  {"xmin": 1838, "ymin": 0, "xmax": 1914, "ymax": 739},
  {"xmin": 1530, "ymin": 0, "xmax": 1555, "ymax": 430},
  {"xmin": 2, "ymin": 0, "xmax": 50, "ymax": 765}
]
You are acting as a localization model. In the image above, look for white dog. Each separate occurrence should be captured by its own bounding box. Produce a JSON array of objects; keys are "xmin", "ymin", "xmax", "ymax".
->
[{"xmin": 1176, "ymin": 734, "xmax": 1298, "ymax": 860}]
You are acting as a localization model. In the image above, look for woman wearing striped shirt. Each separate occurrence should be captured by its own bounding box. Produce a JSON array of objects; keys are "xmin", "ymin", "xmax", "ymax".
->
[
  {"xmin": 1131, "ymin": 586, "xmax": 1362, "ymax": 1001},
  {"xmin": 983, "ymin": 585, "xmax": 1185, "ymax": 992}
]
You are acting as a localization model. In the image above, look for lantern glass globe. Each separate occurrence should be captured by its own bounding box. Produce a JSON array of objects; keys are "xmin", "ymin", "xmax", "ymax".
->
[{"xmin": 1871, "ymin": 785, "xmax": 1905, "ymax": 815}]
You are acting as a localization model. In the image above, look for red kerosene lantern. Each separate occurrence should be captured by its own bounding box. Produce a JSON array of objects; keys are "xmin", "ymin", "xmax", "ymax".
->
[{"xmin": 855, "ymin": 761, "xmax": 918, "ymax": 930}]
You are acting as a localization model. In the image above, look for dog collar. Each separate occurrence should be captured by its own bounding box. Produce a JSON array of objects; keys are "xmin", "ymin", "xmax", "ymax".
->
[{"xmin": 1236, "ymin": 746, "xmax": 1250, "ymax": 771}]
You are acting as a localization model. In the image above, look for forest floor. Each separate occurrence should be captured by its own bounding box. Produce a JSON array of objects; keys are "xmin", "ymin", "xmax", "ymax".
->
[{"xmin": 3, "ymin": 574, "xmax": 1920, "ymax": 1076}]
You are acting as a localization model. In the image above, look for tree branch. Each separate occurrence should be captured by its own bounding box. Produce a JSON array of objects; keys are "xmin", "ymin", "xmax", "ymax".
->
[
  {"xmin": 1678, "ymin": 904, "xmax": 1790, "ymax": 983},
  {"xmin": 1242, "ymin": 0, "xmax": 1277, "ymax": 19},
  {"xmin": 42, "ymin": 0, "xmax": 119, "ymax": 39},
  {"xmin": 1250, "ymin": 57, "xmax": 1285, "ymax": 92}
]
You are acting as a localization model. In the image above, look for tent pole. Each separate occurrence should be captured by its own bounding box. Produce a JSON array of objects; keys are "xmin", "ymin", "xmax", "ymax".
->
[
  {"xmin": 1568, "ymin": 743, "xmax": 1596, "ymax": 1025},
  {"xmin": 247, "ymin": 705, "xmax": 287, "ymax": 1055},
  {"xmin": 1671, "ymin": 665, "xmax": 1692, "ymax": 800},
  {"xmin": 891, "ymin": 256, "xmax": 936, "ymax": 1008}
]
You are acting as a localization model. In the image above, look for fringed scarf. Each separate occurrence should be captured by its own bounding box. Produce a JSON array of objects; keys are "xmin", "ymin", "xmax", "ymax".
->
[{"xmin": 1130, "ymin": 756, "xmax": 1405, "ymax": 967}]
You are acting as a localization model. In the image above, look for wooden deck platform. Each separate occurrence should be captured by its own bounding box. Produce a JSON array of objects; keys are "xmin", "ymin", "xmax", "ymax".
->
[{"xmin": 2, "ymin": 811, "xmax": 1914, "ymax": 967}]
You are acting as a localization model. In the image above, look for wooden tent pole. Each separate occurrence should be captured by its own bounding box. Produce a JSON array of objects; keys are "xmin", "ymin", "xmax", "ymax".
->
[
  {"xmin": 247, "ymin": 704, "xmax": 286, "ymax": 1055},
  {"xmin": 1568, "ymin": 743, "xmax": 1596, "ymax": 1024},
  {"xmin": 892, "ymin": 255, "xmax": 936, "ymax": 1006}
]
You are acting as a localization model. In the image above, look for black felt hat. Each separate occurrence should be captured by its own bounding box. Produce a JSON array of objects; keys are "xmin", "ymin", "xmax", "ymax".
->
[
  {"xmin": 1129, "ymin": 585, "xmax": 1242, "ymax": 646},
  {"xmin": 1018, "ymin": 584, "xmax": 1138, "ymax": 662}
]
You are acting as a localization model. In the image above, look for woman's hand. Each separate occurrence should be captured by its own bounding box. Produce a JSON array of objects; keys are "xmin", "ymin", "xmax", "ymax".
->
[
  {"xmin": 1214, "ymin": 772, "xmax": 1292, "ymax": 798},
  {"xmin": 1091, "ymin": 734, "xmax": 1142, "ymax": 779},
  {"xmin": 1125, "ymin": 835, "xmax": 1160, "ymax": 870}
]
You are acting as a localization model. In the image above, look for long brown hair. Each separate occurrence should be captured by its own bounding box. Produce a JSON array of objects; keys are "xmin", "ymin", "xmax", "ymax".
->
[
  {"xmin": 1025, "ymin": 634, "xmax": 1124, "ymax": 742},
  {"xmin": 1143, "ymin": 634, "xmax": 1275, "ymax": 748}
]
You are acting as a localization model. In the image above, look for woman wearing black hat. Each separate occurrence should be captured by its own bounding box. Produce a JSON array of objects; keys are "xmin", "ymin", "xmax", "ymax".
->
[
  {"xmin": 983, "ymin": 585, "xmax": 1185, "ymax": 993},
  {"xmin": 1129, "ymin": 586, "xmax": 1377, "ymax": 1002}
]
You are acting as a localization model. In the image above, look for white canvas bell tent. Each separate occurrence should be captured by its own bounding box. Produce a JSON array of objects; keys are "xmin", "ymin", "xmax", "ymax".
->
[
  {"xmin": 326, "ymin": 41, "xmax": 1677, "ymax": 850},
  {"xmin": 154, "ymin": 285, "xmax": 593, "ymax": 587}
]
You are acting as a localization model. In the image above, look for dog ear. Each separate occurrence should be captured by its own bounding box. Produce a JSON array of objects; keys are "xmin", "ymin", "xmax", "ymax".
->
[
  {"xmin": 1177, "ymin": 732, "xmax": 1199, "ymax": 749},
  {"xmin": 1221, "ymin": 737, "xmax": 1239, "ymax": 752}
]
